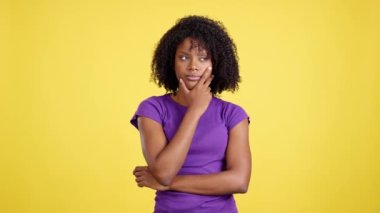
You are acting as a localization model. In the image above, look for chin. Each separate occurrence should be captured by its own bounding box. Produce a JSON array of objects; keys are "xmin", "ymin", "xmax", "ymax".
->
[{"xmin": 185, "ymin": 82, "xmax": 197, "ymax": 90}]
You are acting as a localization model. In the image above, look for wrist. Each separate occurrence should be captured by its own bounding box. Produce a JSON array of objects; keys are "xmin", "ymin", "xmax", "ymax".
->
[{"xmin": 186, "ymin": 106, "xmax": 204, "ymax": 118}]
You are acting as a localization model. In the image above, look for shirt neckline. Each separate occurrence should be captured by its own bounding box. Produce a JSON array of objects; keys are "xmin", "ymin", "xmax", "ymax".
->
[
  {"xmin": 165, "ymin": 93, "xmax": 215, "ymax": 110},
  {"xmin": 166, "ymin": 93, "xmax": 187, "ymax": 109}
]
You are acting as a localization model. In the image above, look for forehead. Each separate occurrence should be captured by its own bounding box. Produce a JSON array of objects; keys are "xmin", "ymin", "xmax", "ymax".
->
[{"xmin": 176, "ymin": 37, "xmax": 208, "ymax": 54}]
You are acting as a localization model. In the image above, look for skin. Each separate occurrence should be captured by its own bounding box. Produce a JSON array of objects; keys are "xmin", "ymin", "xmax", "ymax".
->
[{"xmin": 133, "ymin": 37, "xmax": 251, "ymax": 195}]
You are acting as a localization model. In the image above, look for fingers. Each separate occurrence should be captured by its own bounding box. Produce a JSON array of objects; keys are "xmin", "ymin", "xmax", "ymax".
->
[
  {"xmin": 178, "ymin": 78, "xmax": 190, "ymax": 93},
  {"xmin": 204, "ymin": 74, "xmax": 214, "ymax": 87},
  {"xmin": 133, "ymin": 166, "xmax": 147, "ymax": 175},
  {"xmin": 133, "ymin": 166, "xmax": 147, "ymax": 177},
  {"xmin": 135, "ymin": 176, "xmax": 144, "ymax": 182},
  {"xmin": 190, "ymin": 66, "xmax": 212, "ymax": 91},
  {"xmin": 198, "ymin": 66, "xmax": 212, "ymax": 86},
  {"xmin": 136, "ymin": 177, "xmax": 145, "ymax": 187},
  {"xmin": 134, "ymin": 171, "xmax": 143, "ymax": 177},
  {"xmin": 134, "ymin": 169, "xmax": 146, "ymax": 187}
]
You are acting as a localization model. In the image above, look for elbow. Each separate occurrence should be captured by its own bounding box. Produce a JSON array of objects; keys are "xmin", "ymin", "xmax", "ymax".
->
[
  {"xmin": 150, "ymin": 167, "xmax": 175, "ymax": 186},
  {"xmin": 236, "ymin": 183, "xmax": 249, "ymax": 194},
  {"xmin": 156, "ymin": 176, "xmax": 174, "ymax": 186},
  {"xmin": 235, "ymin": 178, "xmax": 250, "ymax": 194}
]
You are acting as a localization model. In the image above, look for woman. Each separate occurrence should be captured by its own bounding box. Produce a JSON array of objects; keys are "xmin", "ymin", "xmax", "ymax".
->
[{"xmin": 131, "ymin": 15, "xmax": 251, "ymax": 212}]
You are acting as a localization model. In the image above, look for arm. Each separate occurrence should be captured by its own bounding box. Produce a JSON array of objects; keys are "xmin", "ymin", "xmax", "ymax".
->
[
  {"xmin": 138, "ymin": 68, "xmax": 213, "ymax": 186},
  {"xmin": 134, "ymin": 118, "xmax": 251, "ymax": 195},
  {"xmin": 170, "ymin": 119, "xmax": 251, "ymax": 195},
  {"xmin": 138, "ymin": 110, "xmax": 201, "ymax": 186}
]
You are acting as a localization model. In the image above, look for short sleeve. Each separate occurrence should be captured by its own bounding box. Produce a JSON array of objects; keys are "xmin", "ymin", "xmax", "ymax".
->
[
  {"xmin": 130, "ymin": 97, "xmax": 164, "ymax": 130},
  {"xmin": 223, "ymin": 103, "xmax": 250, "ymax": 131}
]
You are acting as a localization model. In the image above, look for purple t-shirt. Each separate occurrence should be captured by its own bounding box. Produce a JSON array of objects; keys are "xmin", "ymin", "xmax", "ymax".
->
[{"xmin": 131, "ymin": 94, "xmax": 249, "ymax": 213}]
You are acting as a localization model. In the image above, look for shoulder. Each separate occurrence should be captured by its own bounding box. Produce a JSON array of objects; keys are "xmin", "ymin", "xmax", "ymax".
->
[
  {"xmin": 130, "ymin": 94, "xmax": 170, "ymax": 129},
  {"xmin": 137, "ymin": 94, "xmax": 170, "ymax": 110},
  {"xmin": 136, "ymin": 94, "xmax": 173, "ymax": 118},
  {"xmin": 212, "ymin": 96, "xmax": 249, "ymax": 130},
  {"xmin": 140, "ymin": 94, "xmax": 168, "ymax": 104},
  {"xmin": 212, "ymin": 96, "xmax": 246, "ymax": 114}
]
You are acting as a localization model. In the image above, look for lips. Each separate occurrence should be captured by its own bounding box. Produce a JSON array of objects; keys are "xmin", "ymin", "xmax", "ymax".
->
[{"xmin": 186, "ymin": 75, "xmax": 201, "ymax": 81}]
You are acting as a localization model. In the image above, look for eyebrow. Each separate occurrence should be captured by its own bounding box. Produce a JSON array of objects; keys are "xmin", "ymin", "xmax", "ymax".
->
[{"xmin": 177, "ymin": 50, "xmax": 208, "ymax": 56}]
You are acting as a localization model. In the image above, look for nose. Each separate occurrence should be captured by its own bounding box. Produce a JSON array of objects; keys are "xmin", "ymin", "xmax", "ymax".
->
[
  {"xmin": 190, "ymin": 65, "xmax": 198, "ymax": 71},
  {"xmin": 188, "ymin": 59, "xmax": 199, "ymax": 71}
]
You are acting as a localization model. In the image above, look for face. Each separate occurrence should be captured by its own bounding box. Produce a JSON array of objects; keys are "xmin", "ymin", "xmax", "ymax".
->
[{"xmin": 174, "ymin": 37, "xmax": 212, "ymax": 90}]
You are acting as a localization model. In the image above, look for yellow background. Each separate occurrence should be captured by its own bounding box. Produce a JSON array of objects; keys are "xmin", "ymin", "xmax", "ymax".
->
[{"xmin": 1, "ymin": 0, "xmax": 379, "ymax": 212}]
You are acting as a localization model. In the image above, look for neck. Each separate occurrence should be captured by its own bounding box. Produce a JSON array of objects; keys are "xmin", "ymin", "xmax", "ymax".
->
[
  {"xmin": 171, "ymin": 91, "xmax": 214, "ymax": 107},
  {"xmin": 171, "ymin": 91, "xmax": 188, "ymax": 107}
]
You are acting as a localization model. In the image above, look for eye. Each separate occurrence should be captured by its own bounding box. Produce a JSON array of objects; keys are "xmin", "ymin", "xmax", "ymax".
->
[
  {"xmin": 179, "ymin": 55, "xmax": 188, "ymax": 61},
  {"xmin": 199, "ymin": 57, "xmax": 209, "ymax": 62}
]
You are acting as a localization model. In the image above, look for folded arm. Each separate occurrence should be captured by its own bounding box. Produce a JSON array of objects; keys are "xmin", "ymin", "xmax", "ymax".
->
[
  {"xmin": 137, "ymin": 110, "xmax": 201, "ymax": 186},
  {"xmin": 137, "ymin": 69, "xmax": 213, "ymax": 186},
  {"xmin": 134, "ymin": 119, "xmax": 251, "ymax": 195}
]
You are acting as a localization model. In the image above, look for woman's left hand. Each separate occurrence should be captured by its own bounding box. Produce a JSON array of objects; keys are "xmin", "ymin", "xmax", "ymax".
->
[{"xmin": 133, "ymin": 166, "xmax": 170, "ymax": 191}]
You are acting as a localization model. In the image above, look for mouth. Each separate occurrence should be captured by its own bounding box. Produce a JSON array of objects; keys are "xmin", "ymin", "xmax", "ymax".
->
[{"xmin": 186, "ymin": 75, "xmax": 201, "ymax": 81}]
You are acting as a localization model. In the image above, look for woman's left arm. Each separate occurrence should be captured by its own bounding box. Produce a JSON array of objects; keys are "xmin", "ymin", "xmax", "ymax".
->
[{"xmin": 134, "ymin": 119, "xmax": 251, "ymax": 195}]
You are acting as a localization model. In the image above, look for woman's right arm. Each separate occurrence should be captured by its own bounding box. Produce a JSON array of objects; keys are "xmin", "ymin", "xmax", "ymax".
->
[
  {"xmin": 137, "ymin": 68, "xmax": 213, "ymax": 186},
  {"xmin": 134, "ymin": 118, "xmax": 251, "ymax": 195},
  {"xmin": 138, "ymin": 110, "xmax": 200, "ymax": 186}
]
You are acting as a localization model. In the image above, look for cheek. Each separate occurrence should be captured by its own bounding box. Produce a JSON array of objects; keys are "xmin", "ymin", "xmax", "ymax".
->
[
  {"xmin": 174, "ymin": 64, "xmax": 186, "ymax": 75},
  {"xmin": 202, "ymin": 60, "xmax": 212, "ymax": 68},
  {"xmin": 207, "ymin": 61, "xmax": 213, "ymax": 68},
  {"xmin": 173, "ymin": 68, "xmax": 182, "ymax": 80},
  {"xmin": 174, "ymin": 60, "xmax": 181, "ymax": 70}
]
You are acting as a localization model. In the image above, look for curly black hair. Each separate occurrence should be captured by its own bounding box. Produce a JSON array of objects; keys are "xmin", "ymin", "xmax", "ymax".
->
[{"xmin": 151, "ymin": 15, "xmax": 240, "ymax": 95}]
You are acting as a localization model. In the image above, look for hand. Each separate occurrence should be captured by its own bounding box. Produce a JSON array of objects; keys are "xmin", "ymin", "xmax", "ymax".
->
[
  {"xmin": 178, "ymin": 66, "xmax": 214, "ymax": 116},
  {"xmin": 133, "ymin": 166, "xmax": 169, "ymax": 191}
]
